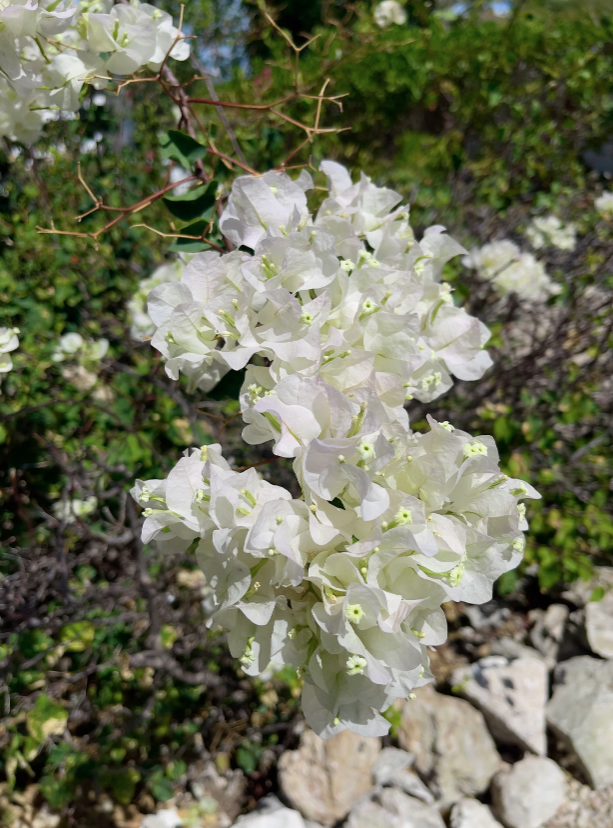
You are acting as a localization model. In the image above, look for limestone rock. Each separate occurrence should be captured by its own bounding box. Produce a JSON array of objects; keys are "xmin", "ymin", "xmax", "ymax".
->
[
  {"xmin": 347, "ymin": 789, "xmax": 445, "ymax": 828},
  {"xmin": 232, "ymin": 795, "xmax": 316, "ymax": 828},
  {"xmin": 489, "ymin": 637, "xmax": 547, "ymax": 664},
  {"xmin": 141, "ymin": 811, "xmax": 182, "ymax": 828},
  {"xmin": 384, "ymin": 769, "xmax": 435, "ymax": 804},
  {"xmin": 562, "ymin": 566, "xmax": 613, "ymax": 608},
  {"xmin": 546, "ymin": 656, "xmax": 613, "ymax": 789},
  {"xmin": 450, "ymin": 656, "xmax": 548, "ymax": 755},
  {"xmin": 585, "ymin": 588, "xmax": 613, "ymax": 659},
  {"xmin": 372, "ymin": 746, "xmax": 415, "ymax": 786},
  {"xmin": 529, "ymin": 604, "xmax": 569, "ymax": 665},
  {"xmin": 188, "ymin": 762, "xmax": 246, "ymax": 825},
  {"xmin": 451, "ymin": 799, "xmax": 504, "ymax": 828},
  {"xmin": 492, "ymin": 756, "xmax": 566, "ymax": 828},
  {"xmin": 278, "ymin": 728, "xmax": 380, "ymax": 826},
  {"xmin": 396, "ymin": 684, "xmax": 501, "ymax": 806},
  {"xmin": 544, "ymin": 773, "xmax": 613, "ymax": 828}
]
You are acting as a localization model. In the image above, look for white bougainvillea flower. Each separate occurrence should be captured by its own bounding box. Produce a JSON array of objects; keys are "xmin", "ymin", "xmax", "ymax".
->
[
  {"xmin": 465, "ymin": 239, "xmax": 560, "ymax": 301},
  {"xmin": 134, "ymin": 161, "xmax": 540, "ymax": 740},
  {"xmin": 374, "ymin": 0, "xmax": 407, "ymax": 28},
  {"xmin": 0, "ymin": 326, "xmax": 20, "ymax": 377},
  {"xmin": 220, "ymin": 170, "xmax": 313, "ymax": 250},
  {"xmin": 0, "ymin": 0, "xmax": 190, "ymax": 143},
  {"xmin": 595, "ymin": 191, "xmax": 613, "ymax": 218},
  {"xmin": 525, "ymin": 215, "xmax": 576, "ymax": 251}
]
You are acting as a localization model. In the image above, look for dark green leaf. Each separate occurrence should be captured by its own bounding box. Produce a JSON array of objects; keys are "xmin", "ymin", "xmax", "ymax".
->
[
  {"xmin": 169, "ymin": 219, "xmax": 213, "ymax": 253},
  {"xmin": 160, "ymin": 130, "xmax": 208, "ymax": 169},
  {"xmin": 163, "ymin": 180, "xmax": 217, "ymax": 222}
]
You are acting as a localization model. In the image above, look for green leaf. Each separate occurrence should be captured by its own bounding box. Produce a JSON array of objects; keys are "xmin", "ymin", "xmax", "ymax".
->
[
  {"xmin": 207, "ymin": 368, "xmax": 246, "ymax": 401},
  {"xmin": 109, "ymin": 768, "xmax": 141, "ymax": 805},
  {"xmin": 149, "ymin": 770, "xmax": 175, "ymax": 802},
  {"xmin": 169, "ymin": 219, "xmax": 213, "ymax": 253},
  {"xmin": 60, "ymin": 620, "xmax": 96, "ymax": 652},
  {"xmin": 26, "ymin": 695, "xmax": 68, "ymax": 742},
  {"xmin": 163, "ymin": 180, "xmax": 217, "ymax": 222},
  {"xmin": 590, "ymin": 585, "xmax": 606, "ymax": 603},
  {"xmin": 235, "ymin": 745, "xmax": 258, "ymax": 775},
  {"xmin": 160, "ymin": 130, "xmax": 208, "ymax": 169},
  {"xmin": 496, "ymin": 570, "xmax": 517, "ymax": 596},
  {"xmin": 165, "ymin": 759, "xmax": 187, "ymax": 781},
  {"xmin": 40, "ymin": 775, "xmax": 76, "ymax": 809}
]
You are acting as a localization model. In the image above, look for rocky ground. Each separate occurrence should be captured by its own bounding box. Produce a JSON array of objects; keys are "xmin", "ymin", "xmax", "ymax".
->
[{"xmin": 3, "ymin": 567, "xmax": 613, "ymax": 828}]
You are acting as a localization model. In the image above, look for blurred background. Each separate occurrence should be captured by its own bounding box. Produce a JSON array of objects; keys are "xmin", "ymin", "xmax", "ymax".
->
[{"xmin": 1, "ymin": 0, "xmax": 613, "ymax": 825}]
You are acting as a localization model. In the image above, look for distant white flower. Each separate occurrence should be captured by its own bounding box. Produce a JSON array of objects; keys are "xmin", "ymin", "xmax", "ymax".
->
[
  {"xmin": 374, "ymin": 0, "xmax": 407, "ymax": 27},
  {"xmin": 53, "ymin": 496, "xmax": 98, "ymax": 524},
  {"xmin": 595, "ymin": 192, "xmax": 613, "ymax": 219},
  {"xmin": 465, "ymin": 239, "xmax": 559, "ymax": 301},
  {"xmin": 52, "ymin": 333, "xmax": 109, "ymax": 390},
  {"xmin": 0, "ymin": 326, "xmax": 19, "ymax": 377},
  {"xmin": 525, "ymin": 215, "xmax": 576, "ymax": 251}
]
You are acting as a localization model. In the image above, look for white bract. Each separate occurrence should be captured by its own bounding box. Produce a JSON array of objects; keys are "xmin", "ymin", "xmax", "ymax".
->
[
  {"xmin": 128, "ymin": 258, "xmax": 186, "ymax": 340},
  {"xmin": 52, "ymin": 332, "xmax": 109, "ymax": 391},
  {"xmin": 525, "ymin": 215, "xmax": 576, "ymax": 251},
  {"xmin": 0, "ymin": 326, "xmax": 20, "ymax": 377},
  {"xmin": 0, "ymin": 0, "xmax": 189, "ymax": 143},
  {"xmin": 53, "ymin": 495, "xmax": 98, "ymax": 523},
  {"xmin": 374, "ymin": 1, "xmax": 407, "ymax": 28},
  {"xmin": 464, "ymin": 239, "xmax": 560, "ymax": 301},
  {"xmin": 134, "ymin": 162, "xmax": 539, "ymax": 738},
  {"xmin": 595, "ymin": 191, "xmax": 613, "ymax": 218}
]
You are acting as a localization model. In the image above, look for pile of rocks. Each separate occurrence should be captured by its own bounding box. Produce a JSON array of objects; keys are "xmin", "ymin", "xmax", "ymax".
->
[{"xmin": 140, "ymin": 568, "xmax": 613, "ymax": 828}]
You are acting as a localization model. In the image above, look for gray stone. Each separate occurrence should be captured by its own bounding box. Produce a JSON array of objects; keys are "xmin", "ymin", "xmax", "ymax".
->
[
  {"xmin": 492, "ymin": 756, "xmax": 566, "ymax": 828},
  {"xmin": 490, "ymin": 637, "xmax": 547, "ymax": 664},
  {"xmin": 545, "ymin": 773, "xmax": 613, "ymax": 828},
  {"xmin": 546, "ymin": 656, "xmax": 613, "ymax": 789},
  {"xmin": 188, "ymin": 762, "xmax": 246, "ymax": 826},
  {"xmin": 396, "ymin": 684, "xmax": 501, "ymax": 807},
  {"xmin": 347, "ymin": 789, "xmax": 445, "ymax": 828},
  {"xmin": 141, "ymin": 811, "xmax": 183, "ymax": 828},
  {"xmin": 385, "ymin": 769, "xmax": 435, "ymax": 804},
  {"xmin": 277, "ymin": 728, "xmax": 380, "ymax": 826},
  {"xmin": 372, "ymin": 746, "xmax": 415, "ymax": 786},
  {"xmin": 529, "ymin": 604, "xmax": 569, "ymax": 665},
  {"xmin": 585, "ymin": 589, "xmax": 613, "ymax": 659},
  {"xmin": 450, "ymin": 799, "xmax": 504, "ymax": 828},
  {"xmin": 231, "ymin": 795, "xmax": 318, "ymax": 827},
  {"xmin": 233, "ymin": 804, "xmax": 305, "ymax": 828},
  {"xmin": 562, "ymin": 567, "xmax": 613, "ymax": 607},
  {"xmin": 450, "ymin": 656, "xmax": 548, "ymax": 755}
]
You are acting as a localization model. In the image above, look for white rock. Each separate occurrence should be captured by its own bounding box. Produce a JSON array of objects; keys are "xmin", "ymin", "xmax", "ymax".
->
[
  {"xmin": 347, "ymin": 789, "xmax": 445, "ymax": 828},
  {"xmin": 489, "ymin": 637, "xmax": 547, "ymax": 664},
  {"xmin": 585, "ymin": 589, "xmax": 613, "ymax": 659},
  {"xmin": 546, "ymin": 656, "xmax": 613, "ymax": 789},
  {"xmin": 141, "ymin": 811, "xmax": 183, "ymax": 828},
  {"xmin": 450, "ymin": 656, "xmax": 548, "ymax": 755},
  {"xmin": 277, "ymin": 728, "xmax": 380, "ymax": 826},
  {"xmin": 232, "ymin": 795, "xmax": 311, "ymax": 827},
  {"xmin": 451, "ymin": 799, "xmax": 504, "ymax": 828},
  {"xmin": 492, "ymin": 756, "xmax": 566, "ymax": 828},
  {"xmin": 372, "ymin": 746, "xmax": 415, "ymax": 786},
  {"xmin": 529, "ymin": 604, "xmax": 569, "ymax": 664},
  {"xmin": 385, "ymin": 769, "xmax": 435, "ymax": 804},
  {"xmin": 233, "ymin": 806, "xmax": 305, "ymax": 827},
  {"xmin": 396, "ymin": 685, "xmax": 501, "ymax": 807}
]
